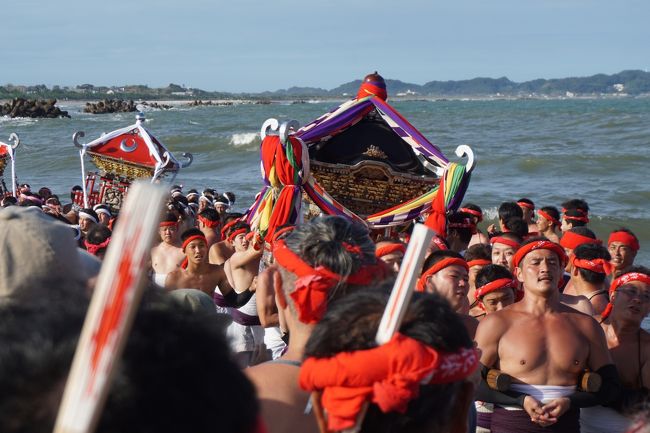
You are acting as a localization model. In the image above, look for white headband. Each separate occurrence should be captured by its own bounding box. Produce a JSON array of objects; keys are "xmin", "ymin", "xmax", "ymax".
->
[
  {"xmin": 78, "ymin": 211, "xmax": 98, "ymax": 224},
  {"xmin": 95, "ymin": 208, "xmax": 111, "ymax": 217}
]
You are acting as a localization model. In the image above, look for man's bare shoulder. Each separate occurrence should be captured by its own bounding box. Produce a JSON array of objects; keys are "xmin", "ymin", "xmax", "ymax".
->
[{"xmin": 476, "ymin": 308, "xmax": 514, "ymax": 336}]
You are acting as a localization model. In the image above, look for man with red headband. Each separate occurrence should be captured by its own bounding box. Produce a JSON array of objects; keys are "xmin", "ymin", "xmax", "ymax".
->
[
  {"xmin": 608, "ymin": 228, "xmax": 640, "ymax": 278},
  {"xmin": 461, "ymin": 203, "xmax": 490, "ymax": 247},
  {"xmin": 164, "ymin": 228, "xmax": 232, "ymax": 297},
  {"xmin": 465, "ymin": 243, "xmax": 493, "ymax": 318},
  {"xmin": 562, "ymin": 243, "xmax": 612, "ymax": 315},
  {"xmin": 536, "ymin": 206, "xmax": 562, "ymax": 243},
  {"xmin": 476, "ymin": 238, "xmax": 620, "ymax": 432},
  {"xmin": 417, "ymin": 250, "xmax": 478, "ymax": 337},
  {"xmin": 517, "ymin": 198, "xmax": 538, "ymax": 235},
  {"xmin": 224, "ymin": 222, "xmax": 263, "ymax": 294},
  {"xmin": 197, "ymin": 207, "xmax": 221, "ymax": 248},
  {"xmin": 246, "ymin": 216, "xmax": 385, "ymax": 433},
  {"xmin": 474, "ymin": 264, "xmax": 518, "ymax": 317},
  {"xmin": 375, "ymin": 239, "xmax": 406, "ymax": 273},
  {"xmin": 209, "ymin": 214, "xmax": 243, "ymax": 265},
  {"xmin": 490, "ymin": 233, "xmax": 522, "ymax": 270},
  {"xmin": 581, "ymin": 266, "xmax": 650, "ymax": 432},
  {"xmin": 150, "ymin": 212, "xmax": 185, "ymax": 286}
]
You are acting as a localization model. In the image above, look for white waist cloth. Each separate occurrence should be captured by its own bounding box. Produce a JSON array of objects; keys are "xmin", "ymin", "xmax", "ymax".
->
[
  {"xmin": 502, "ymin": 384, "xmax": 576, "ymax": 411},
  {"xmin": 214, "ymin": 286, "xmax": 263, "ymax": 353},
  {"xmin": 580, "ymin": 406, "xmax": 630, "ymax": 433},
  {"xmin": 263, "ymin": 326, "xmax": 286, "ymax": 360},
  {"xmin": 152, "ymin": 273, "xmax": 167, "ymax": 287}
]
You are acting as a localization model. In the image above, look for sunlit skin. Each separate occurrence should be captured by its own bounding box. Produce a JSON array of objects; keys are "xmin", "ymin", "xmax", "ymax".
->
[
  {"xmin": 165, "ymin": 238, "xmax": 233, "ymax": 296},
  {"xmin": 608, "ymin": 241, "xmax": 637, "ymax": 274},
  {"xmin": 476, "ymin": 248, "xmax": 613, "ymax": 427},
  {"xmin": 560, "ymin": 217, "xmax": 574, "ymax": 233},
  {"xmin": 491, "ymin": 242, "xmax": 517, "ymax": 270},
  {"xmin": 536, "ymin": 215, "xmax": 560, "ymax": 243},
  {"xmin": 479, "ymin": 288, "xmax": 516, "ymax": 314},
  {"xmin": 78, "ymin": 216, "xmax": 95, "ymax": 235},
  {"xmin": 379, "ymin": 251, "xmax": 404, "ymax": 274},
  {"xmin": 225, "ymin": 232, "xmax": 262, "ymax": 293},
  {"xmin": 600, "ymin": 280, "xmax": 650, "ymax": 389},
  {"xmin": 425, "ymin": 265, "xmax": 470, "ymax": 312},
  {"xmin": 151, "ymin": 224, "xmax": 184, "ymax": 274}
]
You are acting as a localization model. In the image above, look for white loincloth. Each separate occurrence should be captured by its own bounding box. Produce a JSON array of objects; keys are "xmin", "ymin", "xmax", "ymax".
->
[
  {"xmin": 263, "ymin": 326, "xmax": 287, "ymax": 360},
  {"xmin": 152, "ymin": 273, "xmax": 167, "ymax": 287},
  {"xmin": 501, "ymin": 384, "xmax": 576, "ymax": 410},
  {"xmin": 580, "ymin": 406, "xmax": 631, "ymax": 433}
]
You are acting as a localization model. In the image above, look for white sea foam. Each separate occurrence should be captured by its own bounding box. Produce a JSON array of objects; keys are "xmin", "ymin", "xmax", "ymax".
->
[{"xmin": 230, "ymin": 132, "xmax": 258, "ymax": 146}]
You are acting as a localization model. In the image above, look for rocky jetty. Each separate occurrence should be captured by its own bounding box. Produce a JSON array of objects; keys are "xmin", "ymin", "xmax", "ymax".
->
[
  {"xmin": 0, "ymin": 98, "xmax": 70, "ymax": 118},
  {"xmin": 84, "ymin": 99, "xmax": 137, "ymax": 114},
  {"xmin": 186, "ymin": 100, "xmax": 234, "ymax": 107},
  {"xmin": 141, "ymin": 101, "xmax": 173, "ymax": 110}
]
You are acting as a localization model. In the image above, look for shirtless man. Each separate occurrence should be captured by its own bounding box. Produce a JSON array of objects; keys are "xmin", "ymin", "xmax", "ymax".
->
[
  {"xmin": 246, "ymin": 216, "xmax": 383, "ymax": 433},
  {"xmin": 209, "ymin": 216, "xmax": 241, "ymax": 265},
  {"xmin": 225, "ymin": 226, "xmax": 262, "ymax": 293},
  {"xmin": 465, "ymin": 243, "xmax": 493, "ymax": 318},
  {"xmin": 475, "ymin": 239, "xmax": 619, "ymax": 432},
  {"xmin": 460, "ymin": 203, "xmax": 490, "ymax": 246},
  {"xmin": 164, "ymin": 228, "xmax": 231, "ymax": 297},
  {"xmin": 580, "ymin": 267, "xmax": 650, "ymax": 433},
  {"xmin": 474, "ymin": 264, "xmax": 517, "ymax": 318},
  {"xmin": 536, "ymin": 206, "xmax": 562, "ymax": 243},
  {"xmin": 517, "ymin": 198, "xmax": 538, "ymax": 235},
  {"xmin": 150, "ymin": 213, "xmax": 185, "ymax": 287},
  {"xmin": 197, "ymin": 207, "xmax": 221, "ymax": 249},
  {"xmin": 487, "ymin": 201, "xmax": 523, "ymax": 237},
  {"xmin": 607, "ymin": 228, "xmax": 640, "ymax": 278},
  {"xmin": 417, "ymin": 250, "xmax": 478, "ymax": 338},
  {"xmin": 563, "ymin": 243, "xmax": 612, "ymax": 315}
]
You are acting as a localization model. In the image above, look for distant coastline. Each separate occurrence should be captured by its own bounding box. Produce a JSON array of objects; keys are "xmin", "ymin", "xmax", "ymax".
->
[{"xmin": 2, "ymin": 69, "xmax": 650, "ymax": 102}]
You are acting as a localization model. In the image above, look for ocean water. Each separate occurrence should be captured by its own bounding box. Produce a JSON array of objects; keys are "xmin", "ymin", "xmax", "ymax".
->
[{"xmin": 1, "ymin": 97, "xmax": 649, "ymax": 266}]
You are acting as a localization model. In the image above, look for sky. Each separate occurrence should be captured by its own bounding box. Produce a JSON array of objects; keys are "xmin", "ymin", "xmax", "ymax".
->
[{"xmin": 4, "ymin": 0, "xmax": 649, "ymax": 93}]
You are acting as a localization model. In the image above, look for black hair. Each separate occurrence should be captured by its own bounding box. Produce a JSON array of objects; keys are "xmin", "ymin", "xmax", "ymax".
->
[
  {"xmin": 422, "ymin": 249, "xmax": 464, "ymax": 272},
  {"xmin": 79, "ymin": 208, "xmax": 99, "ymax": 222},
  {"xmin": 539, "ymin": 206, "xmax": 560, "ymax": 226},
  {"xmin": 465, "ymin": 243, "xmax": 492, "ymax": 262},
  {"xmin": 494, "ymin": 232, "xmax": 523, "ymax": 246},
  {"xmin": 475, "ymin": 264, "xmax": 514, "ymax": 292},
  {"xmin": 561, "ymin": 198, "xmax": 589, "ymax": 214},
  {"xmin": 180, "ymin": 228, "xmax": 205, "ymax": 242},
  {"xmin": 563, "ymin": 208, "xmax": 588, "ymax": 227},
  {"xmin": 86, "ymin": 224, "xmax": 112, "ymax": 245},
  {"xmin": 569, "ymin": 226, "xmax": 597, "ymax": 239},
  {"xmin": 305, "ymin": 286, "xmax": 473, "ymax": 433},
  {"xmin": 70, "ymin": 185, "xmax": 83, "ymax": 201},
  {"xmin": 498, "ymin": 201, "xmax": 523, "ymax": 222},
  {"xmin": 517, "ymin": 198, "xmax": 534, "ymax": 208},
  {"xmin": 160, "ymin": 212, "xmax": 178, "ymax": 224},
  {"xmin": 504, "ymin": 217, "xmax": 528, "ymax": 239},
  {"xmin": 447, "ymin": 212, "xmax": 473, "ymax": 245},
  {"xmin": 573, "ymin": 243, "xmax": 611, "ymax": 284},
  {"xmin": 198, "ymin": 207, "xmax": 220, "ymax": 222},
  {"xmin": 223, "ymin": 191, "xmax": 236, "ymax": 205}
]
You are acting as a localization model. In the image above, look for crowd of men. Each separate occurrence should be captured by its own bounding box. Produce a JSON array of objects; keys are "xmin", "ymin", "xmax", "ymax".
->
[{"xmin": 0, "ymin": 183, "xmax": 648, "ymax": 433}]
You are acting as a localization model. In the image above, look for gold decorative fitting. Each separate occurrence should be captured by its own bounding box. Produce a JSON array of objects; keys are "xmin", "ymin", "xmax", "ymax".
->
[
  {"xmin": 362, "ymin": 145, "xmax": 388, "ymax": 160},
  {"xmin": 88, "ymin": 153, "xmax": 154, "ymax": 180},
  {"xmin": 306, "ymin": 159, "xmax": 437, "ymax": 217}
]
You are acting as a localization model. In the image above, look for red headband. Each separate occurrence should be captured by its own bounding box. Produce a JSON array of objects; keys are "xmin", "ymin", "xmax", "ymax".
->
[
  {"xmin": 513, "ymin": 240, "xmax": 568, "ymax": 269},
  {"xmin": 475, "ymin": 278, "xmax": 517, "ymax": 300},
  {"xmin": 227, "ymin": 228, "xmax": 248, "ymax": 243},
  {"xmin": 198, "ymin": 215, "xmax": 220, "ymax": 229},
  {"xmin": 159, "ymin": 221, "xmax": 178, "ymax": 228},
  {"xmin": 432, "ymin": 236, "xmax": 448, "ymax": 251},
  {"xmin": 416, "ymin": 258, "xmax": 468, "ymax": 292},
  {"xmin": 537, "ymin": 209, "xmax": 561, "ymax": 227},
  {"xmin": 601, "ymin": 272, "xmax": 650, "ymax": 320},
  {"xmin": 182, "ymin": 234, "xmax": 207, "ymax": 251},
  {"xmin": 84, "ymin": 238, "xmax": 111, "ymax": 256},
  {"xmin": 563, "ymin": 208, "xmax": 589, "ymax": 223},
  {"xmin": 490, "ymin": 236, "xmax": 521, "ymax": 250},
  {"xmin": 559, "ymin": 232, "xmax": 601, "ymax": 250},
  {"xmin": 467, "ymin": 259, "xmax": 491, "ymax": 268},
  {"xmin": 517, "ymin": 201, "xmax": 534, "ymax": 210},
  {"xmin": 273, "ymin": 239, "xmax": 386, "ymax": 324},
  {"xmin": 570, "ymin": 255, "xmax": 613, "ymax": 275},
  {"xmin": 375, "ymin": 243, "xmax": 406, "ymax": 258},
  {"xmin": 271, "ymin": 226, "xmax": 295, "ymax": 245},
  {"xmin": 608, "ymin": 231, "xmax": 640, "ymax": 252},
  {"xmin": 460, "ymin": 207, "xmax": 483, "ymax": 222},
  {"xmin": 220, "ymin": 219, "xmax": 239, "ymax": 239},
  {"xmin": 447, "ymin": 218, "xmax": 475, "ymax": 230},
  {"xmin": 299, "ymin": 333, "xmax": 479, "ymax": 432}
]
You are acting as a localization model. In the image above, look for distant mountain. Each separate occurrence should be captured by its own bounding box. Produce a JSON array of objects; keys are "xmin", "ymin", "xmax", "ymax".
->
[{"xmin": 2, "ymin": 70, "xmax": 649, "ymax": 100}]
